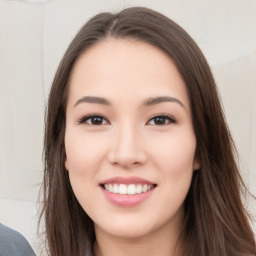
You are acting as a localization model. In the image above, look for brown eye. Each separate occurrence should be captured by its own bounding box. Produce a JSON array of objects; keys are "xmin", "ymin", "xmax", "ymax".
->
[
  {"xmin": 147, "ymin": 115, "xmax": 176, "ymax": 125},
  {"xmin": 89, "ymin": 116, "xmax": 105, "ymax": 125},
  {"xmin": 79, "ymin": 115, "xmax": 109, "ymax": 125}
]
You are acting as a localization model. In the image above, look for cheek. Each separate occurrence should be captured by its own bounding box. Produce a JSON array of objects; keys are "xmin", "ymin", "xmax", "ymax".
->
[
  {"xmin": 155, "ymin": 133, "xmax": 196, "ymax": 167},
  {"xmin": 149, "ymin": 129, "xmax": 196, "ymax": 177},
  {"xmin": 65, "ymin": 132, "xmax": 107, "ymax": 176},
  {"xmin": 64, "ymin": 133, "xmax": 106, "ymax": 214},
  {"xmin": 153, "ymin": 131, "xmax": 196, "ymax": 211}
]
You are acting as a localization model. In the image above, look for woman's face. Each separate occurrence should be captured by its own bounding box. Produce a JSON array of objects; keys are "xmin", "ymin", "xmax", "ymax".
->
[{"xmin": 65, "ymin": 38, "xmax": 199, "ymax": 240}]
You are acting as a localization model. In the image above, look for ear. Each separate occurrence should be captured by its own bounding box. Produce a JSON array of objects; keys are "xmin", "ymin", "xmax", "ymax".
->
[
  {"xmin": 193, "ymin": 154, "xmax": 201, "ymax": 171},
  {"xmin": 65, "ymin": 158, "xmax": 69, "ymax": 171}
]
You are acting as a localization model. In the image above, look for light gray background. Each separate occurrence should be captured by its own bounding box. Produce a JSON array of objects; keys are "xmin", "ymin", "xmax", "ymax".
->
[{"xmin": 0, "ymin": 0, "xmax": 255, "ymax": 254}]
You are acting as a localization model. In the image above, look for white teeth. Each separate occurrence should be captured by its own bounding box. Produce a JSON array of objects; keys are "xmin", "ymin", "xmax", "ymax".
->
[
  {"xmin": 119, "ymin": 184, "xmax": 127, "ymax": 194},
  {"xmin": 127, "ymin": 184, "xmax": 136, "ymax": 195},
  {"xmin": 103, "ymin": 183, "xmax": 155, "ymax": 195},
  {"xmin": 136, "ymin": 184, "xmax": 143, "ymax": 193},
  {"xmin": 113, "ymin": 184, "xmax": 118, "ymax": 193},
  {"xmin": 142, "ymin": 184, "xmax": 148, "ymax": 193}
]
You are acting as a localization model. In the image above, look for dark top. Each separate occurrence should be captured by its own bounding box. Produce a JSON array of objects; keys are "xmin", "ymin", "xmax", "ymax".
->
[{"xmin": 0, "ymin": 223, "xmax": 36, "ymax": 256}]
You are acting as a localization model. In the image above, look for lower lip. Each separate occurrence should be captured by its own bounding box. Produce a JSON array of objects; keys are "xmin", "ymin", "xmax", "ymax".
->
[{"xmin": 101, "ymin": 187, "xmax": 155, "ymax": 207}]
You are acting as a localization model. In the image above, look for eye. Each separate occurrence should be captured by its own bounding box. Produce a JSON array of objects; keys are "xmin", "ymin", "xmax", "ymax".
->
[
  {"xmin": 78, "ymin": 114, "xmax": 109, "ymax": 125},
  {"xmin": 147, "ymin": 115, "xmax": 176, "ymax": 125}
]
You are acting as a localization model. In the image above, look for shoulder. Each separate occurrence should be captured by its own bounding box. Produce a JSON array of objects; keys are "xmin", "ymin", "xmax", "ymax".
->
[{"xmin": 0, "ymin": 224, "xmax": 36, "ymax": 256}]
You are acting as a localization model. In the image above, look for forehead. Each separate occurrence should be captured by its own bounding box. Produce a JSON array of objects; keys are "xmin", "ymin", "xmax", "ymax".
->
[{"xmin": 68, "ymin": 38, "xmax": 190, "ymax": 108}]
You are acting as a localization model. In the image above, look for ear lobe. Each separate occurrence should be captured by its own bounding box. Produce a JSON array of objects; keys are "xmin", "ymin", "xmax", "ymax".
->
[
  {"xmin": 193, "ymin": 157, "xmax": 201, "ymax": 171},
  {"xmin": 65, "ymin": 159, "xmax": 69, "ymax": 171}
]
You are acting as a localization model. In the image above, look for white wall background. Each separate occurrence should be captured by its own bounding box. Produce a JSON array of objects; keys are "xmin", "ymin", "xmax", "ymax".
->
[{"xmin": 0, "ymin": 0, "xmax": 255, "ymax": 254}]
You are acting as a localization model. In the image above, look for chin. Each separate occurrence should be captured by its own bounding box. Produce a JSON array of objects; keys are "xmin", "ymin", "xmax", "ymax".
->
[
  {"xmin": 106, "ymin": 227, "xmax": 151, "ymax": 240},
  {"xmin": 95, "ymin": 217, "xmax": 154, "ymax": 239}
]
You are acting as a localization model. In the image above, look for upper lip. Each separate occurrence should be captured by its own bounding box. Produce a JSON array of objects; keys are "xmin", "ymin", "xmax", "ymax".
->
[{"xmin": 100, "ymin": 176, "xmax": 156, "ymax": 185}]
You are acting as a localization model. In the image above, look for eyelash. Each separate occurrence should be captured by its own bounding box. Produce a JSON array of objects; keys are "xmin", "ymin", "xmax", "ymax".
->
[
  {"xmin": 77, "ymin": 113, "xmax": 109, "ymax": 125},
  {"xmin": 77, "ymin": 114, "xmax": 176, "ymax": 126},
  {"xmin": 147, "ymin": 114, "xmax": 176, "ymax": 125}
]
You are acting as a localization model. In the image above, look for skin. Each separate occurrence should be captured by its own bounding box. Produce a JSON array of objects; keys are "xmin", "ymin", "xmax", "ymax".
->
[{"xmin": 65, "ymin": 38, "xmax": 200, "ymax": 256}]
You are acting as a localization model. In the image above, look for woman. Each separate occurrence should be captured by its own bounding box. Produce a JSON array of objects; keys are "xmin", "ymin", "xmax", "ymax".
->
[{"xmin": 40, "ymin": 7, "xmax": 256, "ymax": 256}]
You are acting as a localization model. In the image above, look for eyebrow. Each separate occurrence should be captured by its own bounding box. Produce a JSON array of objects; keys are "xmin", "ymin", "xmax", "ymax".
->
[
  {"xmin": 74, "ymin": 95, "xmax": 185, "ymax": 108},
  {"xmin": 143, "ymin": 96, "xmax": 185, "ymax": 108},
  {"xmin": 74, "ymin": 96, "xmax": 111, "ymax": 107}
]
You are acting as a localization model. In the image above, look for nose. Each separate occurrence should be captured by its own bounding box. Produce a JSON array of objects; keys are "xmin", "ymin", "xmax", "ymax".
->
[{"xmin": 107, "ymin": 124, "xmax": 147, "ymax": 169}]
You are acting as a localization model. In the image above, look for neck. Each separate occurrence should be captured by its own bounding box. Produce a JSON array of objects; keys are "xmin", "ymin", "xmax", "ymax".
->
[{"xmin": 94, "ymin": 215, "xmax": 183, "ymax": 256}]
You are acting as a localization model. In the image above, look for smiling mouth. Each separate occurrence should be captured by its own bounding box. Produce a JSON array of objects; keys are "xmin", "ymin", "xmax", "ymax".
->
[{"xmin": 101, "ymin": 183, "xmax": 157, "ymax": 195}]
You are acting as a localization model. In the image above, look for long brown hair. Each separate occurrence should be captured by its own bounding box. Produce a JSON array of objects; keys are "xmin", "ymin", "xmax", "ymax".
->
[{"xmin": 40, "ymin": 7, "xmax": 256, "ymax": 256}]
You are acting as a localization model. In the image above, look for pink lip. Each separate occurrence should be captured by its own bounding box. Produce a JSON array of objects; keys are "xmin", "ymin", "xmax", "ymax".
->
[
  {"xmin": 101, "ymin": 187, "xmax": 156, "ymax": 207},
  {"xmin": 100, "ymin": 176, "xmax": 155, "ymax": 185}
]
